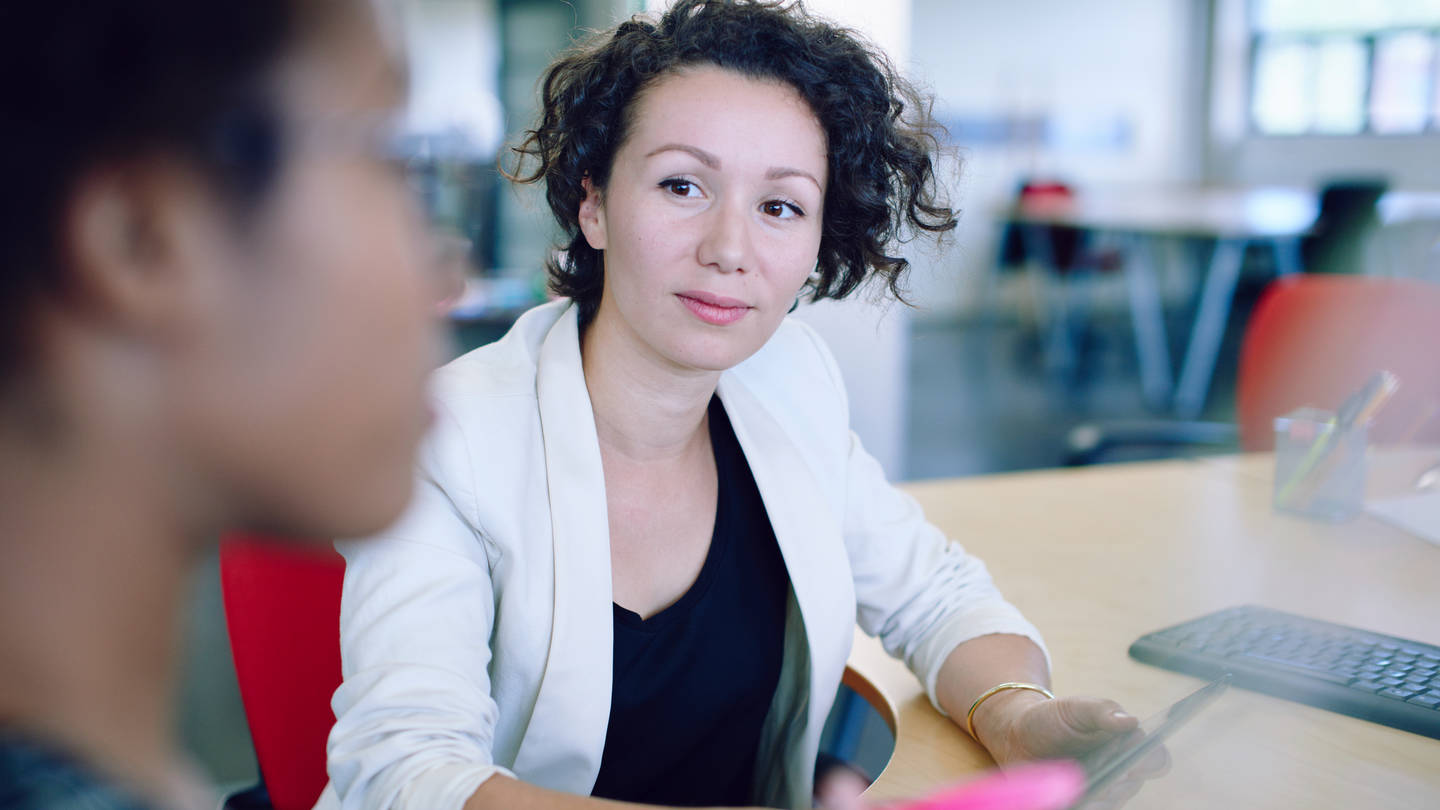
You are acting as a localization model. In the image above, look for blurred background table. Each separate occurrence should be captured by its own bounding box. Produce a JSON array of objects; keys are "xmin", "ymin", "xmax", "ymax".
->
[{"xmin": 1000, "ymin": 187, "xmax": 1318, "ymax": 417}]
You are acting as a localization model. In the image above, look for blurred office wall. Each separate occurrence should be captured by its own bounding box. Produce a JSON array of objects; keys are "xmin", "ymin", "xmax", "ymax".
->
[
  {"xmin": 905, "ymin": 0, "xmax": 1206, "ymax": 319},
  {"xmin": 401, "ymin": 0, "xmax": 503, "ymax": 157}
]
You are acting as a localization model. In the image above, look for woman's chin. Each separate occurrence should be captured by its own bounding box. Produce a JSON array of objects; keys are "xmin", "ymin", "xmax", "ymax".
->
[
  {"xmin": 659, "ymin": 334, "xmax": 768, "ymax": 373},
  {"xmin": 650, "ymin": 313, "xmax": 784, "ymax": 372}
]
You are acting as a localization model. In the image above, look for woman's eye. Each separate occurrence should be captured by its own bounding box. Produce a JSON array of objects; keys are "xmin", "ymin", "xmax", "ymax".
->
[
  {"xmin": 762, "ymin": 200, "xmax": 803, "ymax": 219},
  {"xmin": 659, "ymin": 178, "xmax": 700, "ymax": 198}
]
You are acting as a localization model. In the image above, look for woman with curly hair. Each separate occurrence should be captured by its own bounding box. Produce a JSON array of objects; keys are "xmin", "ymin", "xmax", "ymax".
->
[{"xmin": 322, "ymin": 3, "xmax": 1138, "ymax": 809}]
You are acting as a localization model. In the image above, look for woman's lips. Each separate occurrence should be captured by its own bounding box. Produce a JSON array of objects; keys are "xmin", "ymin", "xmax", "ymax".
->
[{"xmin": 676, "ymin": 291, "xmax": 751, "ymax": 325}]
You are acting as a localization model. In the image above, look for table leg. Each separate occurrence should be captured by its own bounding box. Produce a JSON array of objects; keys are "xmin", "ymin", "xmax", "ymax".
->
[
  {"xmin": 1174, "ymin": 238, "xmax": 1247, "ymax": 418},
  {"xmin": 1122, "ymin": 233, "xmax": 1174, "ymax": 410},
  {"xmin": 1021, "ymin": 223, "xmax": 1077, "ymax": 377},
  {"xmin": 1275, "ymin": 237, "xmax": 1302, "ymax": 276}
]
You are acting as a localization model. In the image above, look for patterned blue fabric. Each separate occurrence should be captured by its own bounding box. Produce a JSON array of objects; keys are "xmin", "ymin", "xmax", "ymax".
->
[{"xmin": 0, "ymin": 732, "xmax": 152, "ymax": 810}]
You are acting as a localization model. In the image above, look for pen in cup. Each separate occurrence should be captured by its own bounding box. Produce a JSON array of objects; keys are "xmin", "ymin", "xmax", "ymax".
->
[{"xmin": 1275, "ymin": 370, "xmax": 1398, "ymax": 508}]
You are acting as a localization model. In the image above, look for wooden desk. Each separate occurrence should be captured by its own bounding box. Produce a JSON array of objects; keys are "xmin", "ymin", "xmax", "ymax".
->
[{"xmin": 848, "ymin": 452, "xmax": 1440, "ymax": 809}]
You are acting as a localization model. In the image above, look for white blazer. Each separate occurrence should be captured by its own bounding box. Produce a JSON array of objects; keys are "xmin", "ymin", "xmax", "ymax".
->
[{"xmin": 319, "ymin": 300, "xmax": 1046, "ymax": 810}]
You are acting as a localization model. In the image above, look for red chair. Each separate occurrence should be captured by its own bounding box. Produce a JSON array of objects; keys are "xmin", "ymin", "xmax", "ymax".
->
[
  {"xmin": 1066, "ymin": 275, "xmax": 1440, "ymax": 462},
  {"xmin": 1236, "ymin": 275, "xmax": 1440, "ymax": 450},
  {"xmin": 220, "ymin": 534, "xmax": 345, "ymax": 810}
]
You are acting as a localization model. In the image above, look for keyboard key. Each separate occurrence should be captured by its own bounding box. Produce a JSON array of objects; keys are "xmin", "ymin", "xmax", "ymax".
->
[
  {"xmin": 1351, "ymin": 680, "xmax": 1387, "ymax": 692},
  {"xmin": 1380, "ymin": 677, "xmax": 1406, "ymax": 687},
  {"xmin": 1408, "ymin": 695, "xmax": 1440, "ymax": 709},
  {"xmin": 1380, "ymin": 687, "xmax": 1419, "ymax": 700}
]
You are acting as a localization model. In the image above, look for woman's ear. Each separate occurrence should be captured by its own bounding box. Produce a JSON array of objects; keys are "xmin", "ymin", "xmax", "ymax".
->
[
  {"xmin": 60, "ymin": 157, "xmax": 234, "ymax": 354},
  {"xmin": 577, "ymin": 175, "xmax": 607, "ymax": 251},
  {"xmin": 63, "ymin": 161, "xmax": 198, "ymax": 338}
]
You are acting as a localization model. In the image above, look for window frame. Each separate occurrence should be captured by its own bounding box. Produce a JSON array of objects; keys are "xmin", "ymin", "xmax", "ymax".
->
[{"xmin": 1246, "ymin": 4, "xmax": 1440, "ymax": 137}]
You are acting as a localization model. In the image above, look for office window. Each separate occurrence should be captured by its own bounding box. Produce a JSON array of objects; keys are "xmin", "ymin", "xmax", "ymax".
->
[
  {"xmin": 1313, "ymin": 38, "xmax": 1368, "ymax": 133},
  {"xmin": 1372, "ymin": 31, "xmax": 1436, "ymax": 132},
  {"xmin": 1249, "ymin": 0, "xmax": 1440, "ymax": 135}
]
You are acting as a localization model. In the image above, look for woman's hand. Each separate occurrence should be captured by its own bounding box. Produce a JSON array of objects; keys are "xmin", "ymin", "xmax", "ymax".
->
[
  {"xmin": 974, "ymin": 692, "xmax": 1170, "ymax": 810},
  {"xmin": 976, "ymin": 692, "xmax": 1137, "ymax": 764},
  {"xmin": 931, "ymin": 639, "xmax": 1168, "ymax": 806}
]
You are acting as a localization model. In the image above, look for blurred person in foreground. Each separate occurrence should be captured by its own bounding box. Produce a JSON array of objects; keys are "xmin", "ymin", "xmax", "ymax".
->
[
  {"xmin": 0, "ymin": 0, "xmax": 442, "ymax": 807},
  {"xmin": 321, "ymin": 3, "xmax": 1146, "ymax": 810}
]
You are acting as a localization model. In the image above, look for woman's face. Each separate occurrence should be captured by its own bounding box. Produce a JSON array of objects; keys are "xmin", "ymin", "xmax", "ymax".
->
[
  {"xmin": 579, "ymin": 65, "xmax": 827, "ymax": 372},
  {"xmin": 170, "ymin": 7, "xmax": 442, "ymax": 538}
]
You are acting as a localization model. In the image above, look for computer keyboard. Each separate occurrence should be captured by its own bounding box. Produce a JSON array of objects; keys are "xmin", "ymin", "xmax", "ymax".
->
[{"xmin": 1129, "ymin": 605, "xmax": 1440, "ymax": 740}]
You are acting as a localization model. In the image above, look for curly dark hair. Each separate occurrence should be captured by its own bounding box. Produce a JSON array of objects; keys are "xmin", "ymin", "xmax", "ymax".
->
[{"xmin": 507, "ymin": 0, "xmax": 957, "ymax": 323}]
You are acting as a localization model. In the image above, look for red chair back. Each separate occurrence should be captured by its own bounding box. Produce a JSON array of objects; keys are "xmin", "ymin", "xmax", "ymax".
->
[
  {"xmin": 220, "ymin": 534, "xmax": 345, "ymax": 810},
  {"xmin": 1236, "ymin": 276, "xmax": 1440, "ymax": 451}
]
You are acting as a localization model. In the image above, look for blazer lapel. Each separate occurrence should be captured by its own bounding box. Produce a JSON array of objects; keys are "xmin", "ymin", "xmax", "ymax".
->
[
  {"xmin": 716, "ymin": 374, "xmax": 856, "ymax": 751},
  {"xmin": 511, "ymin": 304, "xmax": 614, "ymax": 793}
]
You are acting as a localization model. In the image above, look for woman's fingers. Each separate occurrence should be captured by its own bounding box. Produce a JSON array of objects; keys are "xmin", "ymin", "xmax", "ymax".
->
[
  {"xmin": 1014, "ymin": 697, "xmax": 1138, "ymax": 759},
  {"xmin": 1059, "ymin": 698, "xmax": 1138, "ymax": 736}
]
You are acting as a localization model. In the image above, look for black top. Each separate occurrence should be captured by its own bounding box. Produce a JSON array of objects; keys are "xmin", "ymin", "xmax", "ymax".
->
[
  {"xmin": 590, "ymin": 398, "xmax": 791, "ymax": 807},
  {"xmin": 0, "ymin": 731, "xmax": 153, "ymax": 810}
]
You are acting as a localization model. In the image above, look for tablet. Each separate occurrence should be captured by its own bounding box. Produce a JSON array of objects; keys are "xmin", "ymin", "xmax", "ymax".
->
[{"xmin": 1074, "ymin": 674, "xmax": 1231, "ymax": 805}]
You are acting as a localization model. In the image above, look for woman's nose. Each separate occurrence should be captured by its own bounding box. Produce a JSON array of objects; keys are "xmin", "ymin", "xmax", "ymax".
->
[{"xmin": 695, "ymin": 200, "xmax": 752, "ymax": 274}]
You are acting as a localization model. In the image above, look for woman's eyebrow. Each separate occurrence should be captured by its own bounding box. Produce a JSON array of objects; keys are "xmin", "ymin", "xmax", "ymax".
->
[
  {"xmin": 645, "ymin": 143, "xmax": 821, "ymax": 191},
  {"xmin": 645, "ymin": 143, "xmax": 719, "ymax": 168},
  {"xmin": 765, "ymin": 166, "xmax": 822, "ymax": 192}
]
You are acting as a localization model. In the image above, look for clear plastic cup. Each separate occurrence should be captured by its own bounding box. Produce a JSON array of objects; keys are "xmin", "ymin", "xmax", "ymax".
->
[{"xmin": 1273, "ymin": 407, "xmax": 1367, "ymax": 522}]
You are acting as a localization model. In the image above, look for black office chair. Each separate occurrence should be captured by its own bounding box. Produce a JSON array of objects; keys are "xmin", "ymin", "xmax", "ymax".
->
[{"xmin": 1299, "ymin": 179, "xmax": 1387, "ymax": 276}]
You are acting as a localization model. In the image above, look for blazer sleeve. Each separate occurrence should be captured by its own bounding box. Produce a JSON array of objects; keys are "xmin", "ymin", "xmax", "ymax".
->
[
  {"xmin": 794, "ymin": 323, "xmax": 1050, "ymax": 714},
  {"xmin": 326, "ymin": 404, "xmax": 514, "ymax": 810}
]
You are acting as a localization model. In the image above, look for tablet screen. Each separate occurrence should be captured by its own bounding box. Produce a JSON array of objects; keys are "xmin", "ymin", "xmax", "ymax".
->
[{"xmin": 1072, "ymin": 674, "xmax": 1231, "ymax": 806}]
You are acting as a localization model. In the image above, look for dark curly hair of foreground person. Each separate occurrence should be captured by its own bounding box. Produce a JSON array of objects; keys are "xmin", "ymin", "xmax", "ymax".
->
[{"xmin": 507, "ymin": 0, "xmax": 958, "ymax": 323}]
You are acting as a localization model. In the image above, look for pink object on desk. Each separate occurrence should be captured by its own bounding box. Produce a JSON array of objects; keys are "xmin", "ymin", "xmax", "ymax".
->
[{"xmin": 880, "ymin": 761, "xmax": 1085, "ymax": 810}]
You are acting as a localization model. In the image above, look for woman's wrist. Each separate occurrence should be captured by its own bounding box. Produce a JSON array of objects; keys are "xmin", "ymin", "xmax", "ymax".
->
[{"xmin": 969, "ymin": 687, "xmax": 1050, "ymax": 758}]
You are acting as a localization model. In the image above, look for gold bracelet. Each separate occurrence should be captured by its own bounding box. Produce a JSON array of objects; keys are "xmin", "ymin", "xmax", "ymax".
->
[{"xmin": 965, "ymin": 682, "xmax": 1055, "ymax": 741}]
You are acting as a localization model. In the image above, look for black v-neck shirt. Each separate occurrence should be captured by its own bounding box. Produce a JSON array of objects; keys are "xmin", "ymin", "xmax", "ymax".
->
[{"xmin": 590, "ymin": 397, "xmax": 791, "ymax": 807}]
